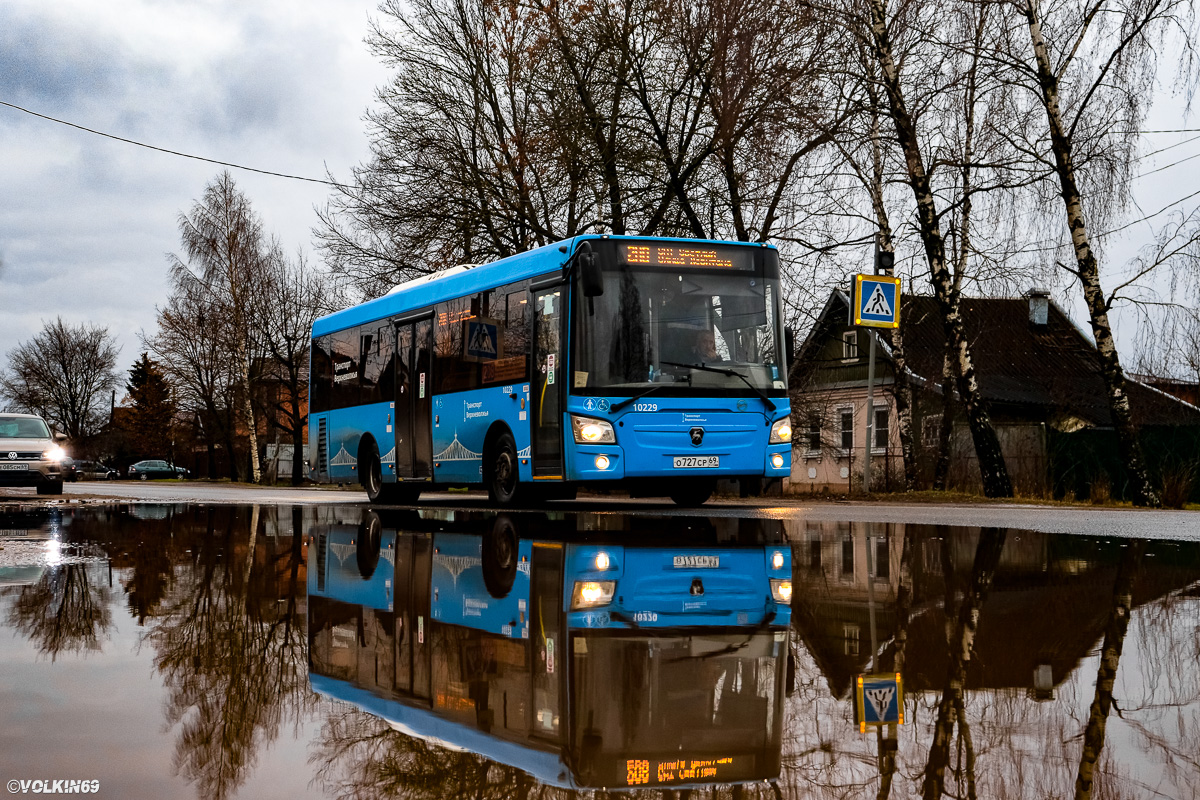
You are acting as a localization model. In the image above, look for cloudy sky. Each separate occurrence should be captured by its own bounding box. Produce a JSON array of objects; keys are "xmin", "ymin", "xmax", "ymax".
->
[
  {"xmin": 2, "ymin": 1, "xmax": 1197, "ymax": 384},
  {"xmin": 0, "ymin": 0, "xmax": 386, "ymax": 375}
]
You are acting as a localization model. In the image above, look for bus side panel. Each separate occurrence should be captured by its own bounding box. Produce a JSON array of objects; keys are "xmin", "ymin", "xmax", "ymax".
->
[
  {"xmin": 431, "ymin": 385, "xmax": 532, "ymax": 484},
  {"xmin": 430, "ymin": 532, "xmax": 531, "ymax": 638},
  {"xmin": 322, "ymin": 401, "xmax": 394, "ymax": 485}
]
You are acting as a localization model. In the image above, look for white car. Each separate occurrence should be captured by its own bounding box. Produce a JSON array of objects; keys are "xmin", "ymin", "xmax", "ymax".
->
[{"xmin": 0, "ymin": 413, "xmax": 68, "ymax": 495}]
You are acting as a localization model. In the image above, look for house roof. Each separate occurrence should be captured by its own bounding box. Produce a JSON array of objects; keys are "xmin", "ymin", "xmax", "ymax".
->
[{"xmin": 801, "ymin": 292, "xmax": 1200, "ymax": 427}]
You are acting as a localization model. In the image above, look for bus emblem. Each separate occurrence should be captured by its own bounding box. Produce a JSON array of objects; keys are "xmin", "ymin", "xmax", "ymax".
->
[
  {"xmin": 736, "ymin": 399, "xmax": 748, "ymax": 411},
  {"xmin": 690, "ymin": 427, "xmax": 705, "ymax": 446}
]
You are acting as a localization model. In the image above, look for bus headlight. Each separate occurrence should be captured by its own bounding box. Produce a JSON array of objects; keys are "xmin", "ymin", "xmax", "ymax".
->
[
  {"xmin": 571, "ymin": 580, "xmax": 616, "ymax": 609},
  {"xmin": 571, "ymin": 415, "xmax": 615, "ymax": 444},
  {"xmin": 769, "ymin": 418, "xmax": 792, "ymax": 444},
  {"xmin": 770, "ymin": 578, "xmax": 793, "ymax": 604}
]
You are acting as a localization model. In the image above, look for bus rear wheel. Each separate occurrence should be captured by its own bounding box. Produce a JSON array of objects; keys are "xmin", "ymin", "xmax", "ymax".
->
[
  {"xmin": 669, "ymin": 479, "xmax": 714, "ymax": 507},
  {"xmin": 486, "ymin": 431, "xmax": 521, "ymax": 505},
  {"xmin": 361, "ymin": 441, "xmax": 387, "ymax": 504}
]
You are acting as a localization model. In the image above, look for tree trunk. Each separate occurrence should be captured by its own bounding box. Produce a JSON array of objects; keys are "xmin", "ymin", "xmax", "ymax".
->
[
  {"xmin": 1023, "ymin": 0, "xmax": 1158, "ymax": 507},
  {"xmin": 865, "ymin": 0, "xmax": 1012, "ymax": 498},
  {"xmin": 1074, "ymin": 539, "xmax": 1145, "ymax": 800},
  {"xmin": 922, "ymin": 527, "xmax": 1007, "ymax": 800},
  {"xmin": 934, "ymin": 352, "xmax": 956, "ymax": 490}
]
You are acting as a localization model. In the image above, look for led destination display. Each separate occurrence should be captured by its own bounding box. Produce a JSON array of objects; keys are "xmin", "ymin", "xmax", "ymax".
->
[
  {"xmin": 618, "ymin": 243, "xmax": 753, "ymax": 271},
  {"xmin": 622, "ymin": 756, "xmax": 755, "ymax": 787}
]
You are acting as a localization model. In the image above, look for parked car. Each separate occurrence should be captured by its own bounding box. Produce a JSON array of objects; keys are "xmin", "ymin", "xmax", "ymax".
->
[
  {"xmin": 128, "ymin": 460, "xmax": 189, "ymax": 480},
  {"xmin": 73, "ymin": 460, "xmax": 118, "ymax": 481},
  {"xmin": 0, "ymin": 413, "xmax": 68, "ymax": 495},
  {"xmin": 61, "ymin": 457, "xmax": 78, "ymax": 482}
]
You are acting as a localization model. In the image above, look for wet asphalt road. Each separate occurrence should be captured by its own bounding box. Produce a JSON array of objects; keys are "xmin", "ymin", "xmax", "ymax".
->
[{"xmin": 1, "ymin": 480, "xmax": 1197, "ymax": 540}]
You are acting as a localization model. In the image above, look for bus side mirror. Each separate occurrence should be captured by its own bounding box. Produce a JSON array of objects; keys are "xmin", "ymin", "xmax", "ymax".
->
[{"xmin": 580, "ymin": 251, "xmax": 603, "ymax": 298}]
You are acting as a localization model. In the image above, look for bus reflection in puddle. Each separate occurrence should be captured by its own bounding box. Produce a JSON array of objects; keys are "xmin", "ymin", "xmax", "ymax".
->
[{"xmin": 308, "ymin": 510, "xmax": 793, "ymax": 791}]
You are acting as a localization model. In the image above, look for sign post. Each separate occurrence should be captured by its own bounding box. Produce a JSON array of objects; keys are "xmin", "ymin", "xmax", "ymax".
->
[{"xmin": 851, "ymin": 272, "xmax": 900, "ymax": 493}]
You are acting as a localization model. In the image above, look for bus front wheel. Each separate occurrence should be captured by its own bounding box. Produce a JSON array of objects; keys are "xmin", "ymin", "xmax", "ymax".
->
[
  {"xmin": 486, "ymin": 431, "xmax": 521, "ymax": 506},
  {"xmin": 361, "ymin": 440, "xmax": 386, "ymax": 504}
]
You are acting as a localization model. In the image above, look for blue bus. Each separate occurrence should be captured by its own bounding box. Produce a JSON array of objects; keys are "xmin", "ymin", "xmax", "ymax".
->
[
  {"xmin": 307, "ymin": 236, "xmax": 792, "ymax": 505},
  {"xmin": 307, "ymin": 509, "xmax": 794, "ymax": 791}
]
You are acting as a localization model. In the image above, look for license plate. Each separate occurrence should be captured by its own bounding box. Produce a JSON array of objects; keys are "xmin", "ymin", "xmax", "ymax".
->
[
  {"xmin": 0, "ymin": 464, "xmax": 27, "ymax": 471},
  {"xmin": 673, "ymin": 456, "xmax": 719, "ymax": 468},
  {"xmin": 673, "ymin": 555, "xmax": 719, "ymax": 568}
]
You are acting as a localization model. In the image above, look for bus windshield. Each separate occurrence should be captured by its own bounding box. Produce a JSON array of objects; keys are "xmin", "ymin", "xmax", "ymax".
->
[
  {"xmin": 572, "ymin": 243, "xmax": 783, "ymax": 394},
  {"xmin": 571, "ymin": 631, "xmax": 783, "ymax": 787}
]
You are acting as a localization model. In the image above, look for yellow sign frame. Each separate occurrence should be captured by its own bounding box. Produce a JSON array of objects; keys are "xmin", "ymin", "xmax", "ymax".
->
[{"xmin": 853, "ymin": 274, "xmax": 902, "ymax": 329}]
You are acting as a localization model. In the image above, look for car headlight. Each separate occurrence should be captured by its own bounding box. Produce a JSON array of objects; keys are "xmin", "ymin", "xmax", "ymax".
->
[
  {"xmin": 571, "ymin": 415, "xmax": 616, "ymax": 444},
  {"xmin": 42, "ymin": 446, "xmax": 67, "ymax": 463},
  {"xmin": 769, "ymin": 418, "xmax": 792, "ymax": 444},
  {"xmin": 770, "ymin": 578, "xmax": 792, "ymax": 604},
  {"xmin": 570, "ymin": 580, "xmax": 616, "ymax": 610}
]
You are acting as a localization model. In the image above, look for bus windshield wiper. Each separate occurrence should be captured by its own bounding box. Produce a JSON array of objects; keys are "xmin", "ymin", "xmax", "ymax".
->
[
  {"xmin": 660, "ymin": 361, "xmax": 777, "ymax": 411},
  {"xmin": 610, "ymin": 384, "xmax": 668, "ymax": 413}
]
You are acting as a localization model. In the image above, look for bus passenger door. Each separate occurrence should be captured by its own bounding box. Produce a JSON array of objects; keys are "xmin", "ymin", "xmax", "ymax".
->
[
  {"xmin": 394, "ymin": 317, "xmax": 433, "ymax": 480},
  {"xmin": 532, "ymin": 286, "xmax": 564, "ymax": 478}
]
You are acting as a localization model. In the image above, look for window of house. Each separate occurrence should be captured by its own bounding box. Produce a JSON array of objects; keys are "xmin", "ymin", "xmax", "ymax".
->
[
  {"xmin": 922, "ymin": 414, "xmax": 942, "ymax": 450},
  {"xmin": 841, "ymin": 330, "xmax": 858, "ymax": 360},
  {"xmin": 841, "ymin": 533, "xmax": 854, "ymax": 577},
  {"xmin": 806, "ymin": 418, "xmax": 821, "ymax": 453},
  {"xmin": 840, "ymin": 408, "xmax": 854, "ymax": 451},
  {"xmin": 872, "ymin": 536, "xmax": 890, "ymax": 580},
  {"xmin": 808, "ymin": 537, "xmax": 822, "ymax": 572},
  {"xmin": 844, "ymin": 624, "xmax": 860, "ymax": 656},
  {"xmin": 873, "ymin": 406, "xmax": 889, "ymax": 451}
]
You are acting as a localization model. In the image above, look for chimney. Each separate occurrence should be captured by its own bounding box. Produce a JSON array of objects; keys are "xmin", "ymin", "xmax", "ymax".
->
[{"xmin": 1025, "ymin": 288, "xmax": 1049, "ymax": 327}]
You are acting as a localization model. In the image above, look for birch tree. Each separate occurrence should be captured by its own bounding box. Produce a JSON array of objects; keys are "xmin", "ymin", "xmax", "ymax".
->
[{"xmin": 171, "ymin": 172, "xmax": 269, "ymax": 483}]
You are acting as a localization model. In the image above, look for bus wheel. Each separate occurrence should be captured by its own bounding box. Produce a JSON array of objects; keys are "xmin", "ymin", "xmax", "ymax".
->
[
  {"xmin": 356, "ymin": 510, "xmax": 383, "ymax": 579},
  {"xmin": 361, "ymin": 442, "xmax": 386, "ymax": 503},
  {"xmin": 669, "ymin": 479, "xmax": 714, "ymax": 507},
  {"xmin": 486, "ymin": 431, "xmax": 521, "ymax": 505},
  {"xmin": 482, "ymin": 515, "xmax": 518, "ymax": 598}
]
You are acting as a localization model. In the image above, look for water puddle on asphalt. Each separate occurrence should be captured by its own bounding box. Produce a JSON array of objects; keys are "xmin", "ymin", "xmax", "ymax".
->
[{"xmin": 0, "ymin": 504, "xmax": 1197, "ymax": 799}]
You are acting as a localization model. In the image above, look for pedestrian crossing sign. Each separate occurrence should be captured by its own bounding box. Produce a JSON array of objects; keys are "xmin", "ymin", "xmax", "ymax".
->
[
  {"xmin": 853, "ymin": 274, "xmax": 901, "ymax": 328},
  {"xmin": 854, "ymin": 672, "xmax": 905, "ymax": 731}
]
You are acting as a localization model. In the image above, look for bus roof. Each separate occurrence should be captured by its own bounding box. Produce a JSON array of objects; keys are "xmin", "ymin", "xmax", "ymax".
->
[{"xmin": 312, "ymin": 235, "xmax": 775, "ymax": 337}]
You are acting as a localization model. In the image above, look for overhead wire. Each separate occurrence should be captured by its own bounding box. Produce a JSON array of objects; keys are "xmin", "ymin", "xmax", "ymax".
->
[{"xmin": 0, "ymin": 99, "xmax": 347, "ymax": 188}]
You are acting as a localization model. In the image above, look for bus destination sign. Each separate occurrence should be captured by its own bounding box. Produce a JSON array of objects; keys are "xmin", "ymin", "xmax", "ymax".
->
[
  {"xmin": 619, "ymin": 243, "xmax": 752, "ymax": 271},
  {"xmin": 623, "ymin": 756, "xmax": 749, "ymax": 786}
]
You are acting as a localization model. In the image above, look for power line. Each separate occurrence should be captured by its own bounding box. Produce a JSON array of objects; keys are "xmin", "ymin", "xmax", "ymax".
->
[{"xmin": 0, "ymin": 99, "xmax": 346, "ymax": 188}]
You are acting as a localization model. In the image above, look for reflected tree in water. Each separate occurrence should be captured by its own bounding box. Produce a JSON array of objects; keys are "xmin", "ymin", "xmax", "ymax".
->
[
  {"xmin": 145, "ymin": 506, "xmax": 313, "ymax": 800},
  {"xmin": 3, "ymin": 563, "xmax": 113, "ymax": 661}
]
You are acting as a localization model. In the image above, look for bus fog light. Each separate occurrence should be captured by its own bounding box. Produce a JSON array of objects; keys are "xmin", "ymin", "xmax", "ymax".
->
[
  {"xmin": 594, "ymin": 455, "xmax": 611, "ymax": 470},
  {"xmin": 571, "ymin": 580, "xmax": 616, "ymax": 609},
  {"xmin": 595, "ymin": 551, "xmax": 611, "ymax": 570},
  {"xmin": 771, "ymin": 453, "xmax": 785, "ymax": 469},
  {"xmin": 771, "ymin": 550, "xmax": 785, "ymax": 570},
  {"xmin": 770, "ymin": 578, "xmax": 792, "ymax": 604}
]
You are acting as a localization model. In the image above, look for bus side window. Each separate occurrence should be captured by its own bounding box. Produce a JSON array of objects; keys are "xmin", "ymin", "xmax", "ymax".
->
[
  {"xmin": 362, "ymin": 326, "xmax": 395, "ymax": 404},
  {"xmin": 311, "ymin": 335, "xmax": 333, "ymax": 413},
  {"xmin": 506, "ymin": 291, "xmax": 530, "ymax": 373},
  {"xmin": 331, "ymin": 327, "xmax": 361, "ymax": 409},
  {"xmin": 435, "ymin": 296, "xmax": 480, "ymax": 394}
]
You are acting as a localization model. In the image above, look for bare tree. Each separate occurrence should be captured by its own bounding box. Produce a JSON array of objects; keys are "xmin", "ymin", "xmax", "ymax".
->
[
  {"xmin": 0, "ymin": 317, "xmax": 121, "ymax": 439},
  {"xmin": 252, "ymin": 248, "xmax": 329, "ymax": 485},
  {"xmin": 171, "ymin": 172, "xmax": 270, "ymax": 483}
]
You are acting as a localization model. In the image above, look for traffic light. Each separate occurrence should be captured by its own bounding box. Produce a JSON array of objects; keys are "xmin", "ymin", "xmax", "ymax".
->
[{"xmin": 875, "ymin": 250, "xmax": 895, "ymax": 274}]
